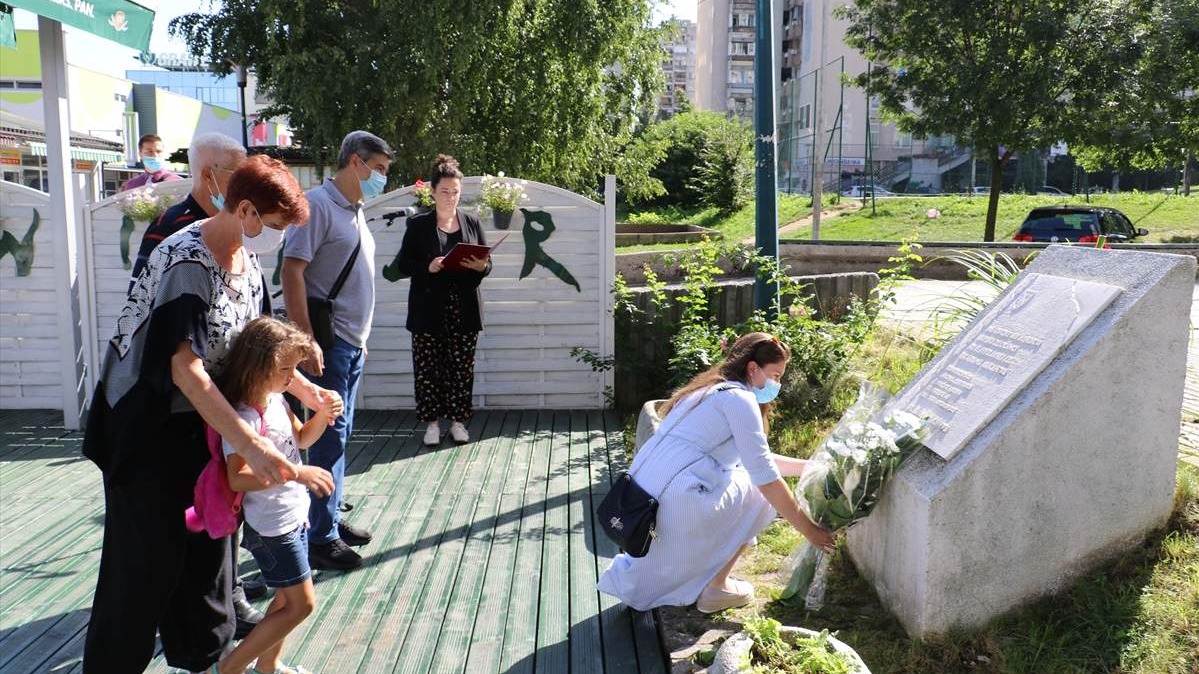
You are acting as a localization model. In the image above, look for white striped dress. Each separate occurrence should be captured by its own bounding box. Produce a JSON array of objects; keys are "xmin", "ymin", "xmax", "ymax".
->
[{"xmin": 596, "ymin": 383, "xmax": 780, "ymax": 610}]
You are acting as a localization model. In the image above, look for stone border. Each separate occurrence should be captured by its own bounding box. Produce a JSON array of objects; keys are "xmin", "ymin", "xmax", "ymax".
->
[
  {"xmin": 615, "ymin": 222, "xmax": 722, "ymax": 246},
  {"xmin": 708, "ymin": 626, "xmax": 872, "ymax": 674},
  {"xmin": 616, "ymin": 241, "xmax": 1199, "ymax": 284}
]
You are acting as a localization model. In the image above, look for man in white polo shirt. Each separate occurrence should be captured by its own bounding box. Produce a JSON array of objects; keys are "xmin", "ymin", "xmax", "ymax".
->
[{"xmin": 282, "ymin": 130, "xmax": 392, "ymax": 570}]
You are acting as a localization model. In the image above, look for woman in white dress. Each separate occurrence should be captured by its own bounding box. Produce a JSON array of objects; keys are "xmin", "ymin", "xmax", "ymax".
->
[{"xmin": 597, "ymin": 332, "xmax": 836, "ymax": 613}]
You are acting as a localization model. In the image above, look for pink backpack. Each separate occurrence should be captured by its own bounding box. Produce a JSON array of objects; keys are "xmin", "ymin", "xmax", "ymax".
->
[{"xmin": 184, "ymin": 407, "xmax": 265, "ymax": 539}]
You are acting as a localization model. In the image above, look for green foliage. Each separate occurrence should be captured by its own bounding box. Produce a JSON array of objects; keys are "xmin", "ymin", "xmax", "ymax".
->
[
  {"xmin": 625, "ymin": 110, "xmax": 754, "ymax": 211},
  {"xmin": 744, "ymin": 618, "xmax": 856, "ymax": 674},
  {"xmin": 838, "ymin": 0, "xmax": 1142, "ymax": 241},
  {"xmin": 608, "ymin": 238, "xmax": 872, "ymax": 419},
  {"xmin": 1072, "ymin": 0, "xmax": 1199, "ymax": 173},
  {"xmin": 170, "ymin": 1, "xmax": 665, "ymax": 191}
]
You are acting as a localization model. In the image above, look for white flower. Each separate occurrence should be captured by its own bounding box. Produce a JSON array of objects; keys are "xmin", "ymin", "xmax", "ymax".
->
[{"xmin": 841, "ymin": 467, "xmax": 862, "ymax": 495}]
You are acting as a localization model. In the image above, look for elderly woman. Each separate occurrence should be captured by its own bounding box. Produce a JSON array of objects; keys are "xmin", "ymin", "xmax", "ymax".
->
[
  {"xmin": 397, "ymin": 154, "xmax": 492, "ymax": 446},
  {"xmin": 597, "ymin": 333, "xmax": 835, "ymax": 613},
  {"xmin": 82, "ymin": 155, "xmax": 339, "ymax": 674}
]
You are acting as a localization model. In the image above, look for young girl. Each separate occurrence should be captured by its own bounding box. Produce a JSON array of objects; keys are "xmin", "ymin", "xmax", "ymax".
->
[{"xmin": 211, "ymin": 316, "xmax": 337, "ymax": 674}]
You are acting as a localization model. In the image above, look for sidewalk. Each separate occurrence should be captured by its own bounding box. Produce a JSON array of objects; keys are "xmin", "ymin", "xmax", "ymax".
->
[{"xmin": 881, "ymin": 280, "xmax": 1199, "ymax": 468}]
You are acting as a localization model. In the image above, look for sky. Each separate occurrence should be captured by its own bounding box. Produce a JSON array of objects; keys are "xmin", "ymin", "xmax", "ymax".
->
[{"xmin": 13, "ymin": 0, "xmax": 699, "ymax": 80}]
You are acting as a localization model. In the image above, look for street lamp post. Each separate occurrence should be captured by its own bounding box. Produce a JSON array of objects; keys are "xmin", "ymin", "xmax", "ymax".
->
[{"xmin": 234, "ymin": 64, "xmax": 249, "ymax": 148}]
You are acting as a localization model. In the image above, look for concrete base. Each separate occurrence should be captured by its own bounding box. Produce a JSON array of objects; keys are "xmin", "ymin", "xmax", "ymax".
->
[{"xmin": 847, "ymin": 245, "xmax": 1195, "ymax": 636}]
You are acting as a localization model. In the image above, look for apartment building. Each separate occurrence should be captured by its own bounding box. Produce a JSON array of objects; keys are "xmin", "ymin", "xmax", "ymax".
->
[
  {"xmin": 657, "ymin": 19, "xmax": 697, "ymax": 119},
  {"xmin": 698, "ymin": 1, "xmax": 970, "ymax": 194}
]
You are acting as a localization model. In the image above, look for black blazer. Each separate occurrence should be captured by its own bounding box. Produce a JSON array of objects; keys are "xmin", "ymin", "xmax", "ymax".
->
[{"xmin": 397, "ymin": 210, "xmax": 492, "ymax": 333}]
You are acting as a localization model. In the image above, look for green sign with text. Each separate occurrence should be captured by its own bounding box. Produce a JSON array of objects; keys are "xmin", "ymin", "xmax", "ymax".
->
[{"xmin": 8, "ymin": 0, "xmax": 153, "ymax": 51}]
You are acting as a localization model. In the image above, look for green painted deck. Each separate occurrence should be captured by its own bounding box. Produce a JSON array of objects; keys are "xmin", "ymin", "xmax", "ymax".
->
[{"xmin": 0, "ymin": 409, "xmax": 667, "ymax": 674}]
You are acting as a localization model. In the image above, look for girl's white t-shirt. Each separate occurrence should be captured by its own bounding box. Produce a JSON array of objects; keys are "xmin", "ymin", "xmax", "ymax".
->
[{"xmin": 222, "ymin": 394, "xmax": 309, "ymax": 537}]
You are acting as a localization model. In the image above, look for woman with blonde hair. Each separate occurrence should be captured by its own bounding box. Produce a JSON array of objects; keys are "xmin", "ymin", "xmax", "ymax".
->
[{"xmin": 597, "ymin": 332, "xmax": 835, "ymax": 613}]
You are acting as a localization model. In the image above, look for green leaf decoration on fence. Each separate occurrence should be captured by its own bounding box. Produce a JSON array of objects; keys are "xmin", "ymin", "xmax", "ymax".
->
[
  {"xmin": 119, "ymin": 215, "xmax": 136, "ymax": 270},
  {"xmin": 0, "ymin": 208, "xmax": 39, "ymax": 277},
  {"xmin": 519, "ymin": 209, "xmax": 580, "ymax": 292}
]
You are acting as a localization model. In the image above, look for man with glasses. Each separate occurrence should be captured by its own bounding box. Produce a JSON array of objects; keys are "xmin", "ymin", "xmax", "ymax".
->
[
  {"xmin": 129, "ymin": 133, "xmax": 247, "ymax": 284},
  {"xmin": 121, "ymin": 133, "xmax": 182, "ymax": 191},
  {"xmin": 282, "ymin": 130, "xmax": 392, "ymax": 571}
]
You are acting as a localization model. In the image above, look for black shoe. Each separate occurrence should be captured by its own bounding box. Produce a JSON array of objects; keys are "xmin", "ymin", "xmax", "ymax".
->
[
  {"xmin": 338, "ymin": 520, "xmax": 373, "ymax": 547},
  {"xmin": 242, "ymin": 574, "xmax": 268, "ymax": 600},
  {"xmin": 232, "ymin": 586, "xmax": 264, "ymax": 639},
  {"xmin": 308, "ymin": 538, "xmax": 363, "ymax": 570},
  {"xmin": 340, "ymin": 500, "xmax": 354, "ymax": 513}
]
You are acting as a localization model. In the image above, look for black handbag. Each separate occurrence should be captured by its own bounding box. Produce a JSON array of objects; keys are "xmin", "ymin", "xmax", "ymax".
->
[
  {"xmin": 306, "ymin": 239, "xmax": 360, "ymax": 353},
  {"xmin": 597, "ymin": 472, "xmax": 660, "ymax": 557},
  {"xmin": 596, "ymin": 384, "xmax": 734, "ymax": 557}
]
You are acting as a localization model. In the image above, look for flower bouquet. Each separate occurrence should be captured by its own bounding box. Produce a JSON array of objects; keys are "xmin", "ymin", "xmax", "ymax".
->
[
  {"xmin": 411, "ymin": 179, "xmax": 434, "ymax": 210},
  {"xmin": 780, "ymin": 382, "xmax": 927, "ymax": 603},
  {"xmin": 116, "ymin": 185, "xmax": 175, "ymax": 223}
]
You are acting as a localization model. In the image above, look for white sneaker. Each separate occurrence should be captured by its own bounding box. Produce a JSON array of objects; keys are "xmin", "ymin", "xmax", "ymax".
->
[
  {"xmin": 449, "ymin": 421, "xmax": 470, "ymax": 444},
  {"xmin": 423, "ymin": 421, "xmax": 441, "ymax": 446}
]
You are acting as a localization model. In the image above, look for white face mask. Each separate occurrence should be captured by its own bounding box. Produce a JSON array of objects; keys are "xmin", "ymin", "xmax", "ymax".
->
[{"xmin": 242, "ymin": 210, "xmax": 285, "ymax": 254}]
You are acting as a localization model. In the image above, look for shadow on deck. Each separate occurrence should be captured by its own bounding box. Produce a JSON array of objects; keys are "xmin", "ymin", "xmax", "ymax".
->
[{"xmin": 0, "ymin": 409, "xmax": 667, "ymax": 673}]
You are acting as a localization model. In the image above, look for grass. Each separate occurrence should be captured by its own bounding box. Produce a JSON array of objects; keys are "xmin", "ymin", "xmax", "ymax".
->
[
  {"xmin": 795, "ymin": 193, "xmax": 1199, "ymax": 243},
  {"xmin": 617, "ymin": 194, "xmax": 816, "ymax": 253},
  {"xmin": 619, "ymin": 192, "xmax": 1197, "ymax": 249},
  {"xmin": 661, "ymin": 325, "xmax": 1199, "ymax": 674}
]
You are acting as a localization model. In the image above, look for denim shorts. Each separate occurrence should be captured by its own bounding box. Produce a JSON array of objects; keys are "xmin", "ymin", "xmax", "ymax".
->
[{"xmin": 241, "ymin": 523, "xmax": 311, "ymax": 588}]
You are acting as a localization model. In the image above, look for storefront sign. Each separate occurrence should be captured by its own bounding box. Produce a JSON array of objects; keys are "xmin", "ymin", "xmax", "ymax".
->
[
  {"xmin": 8, "ymin": 0, "xmax": 154, "ymax": 52},
  {"xmin": 0, "ymin": 149, "xmax": 21, "ymax": 166}
]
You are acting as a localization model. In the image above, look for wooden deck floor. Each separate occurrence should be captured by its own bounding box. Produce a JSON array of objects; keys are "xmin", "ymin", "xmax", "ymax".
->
[{"xmin": 0, "ymin": 409, "xmax": 667, "ymax": 674}]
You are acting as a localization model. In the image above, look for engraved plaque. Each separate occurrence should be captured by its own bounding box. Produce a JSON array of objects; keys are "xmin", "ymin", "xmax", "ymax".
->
[{"xmin": 893, "ymin": 272, "xmax": 1121, "ymax": 460}]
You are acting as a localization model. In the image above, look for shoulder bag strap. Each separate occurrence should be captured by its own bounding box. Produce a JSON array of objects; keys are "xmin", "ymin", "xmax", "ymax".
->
[
  {"xmin": 632, "ymin": 382, "xmax": 738, "ymax": 496},
  {"xmin": 326, "ymin": 237, "xmax": 361, "ymax": 303}
]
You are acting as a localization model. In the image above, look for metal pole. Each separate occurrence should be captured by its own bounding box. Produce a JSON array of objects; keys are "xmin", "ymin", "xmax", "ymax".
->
[
  {"xmin": 236, "ymin": 65, "xmax": 249, "ymax": 148},
  {"xmin": 753, "ymin": 0, "xmax": 779, "ymax": 316}
]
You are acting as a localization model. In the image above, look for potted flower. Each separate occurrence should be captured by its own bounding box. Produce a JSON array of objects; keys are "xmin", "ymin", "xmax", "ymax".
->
[
  {"xmin": 411, "ymin": 179, "xmax": 434, "ymax": 212},
  {"xmin": 479, "ymin": 172, "xmax": 528, "ymax": 229},
  {"xmin": 116, "ymin": 186, "xmax": 175, "ymax": 270},
  {"xmin": 708, "ymin": 618, "xmax": 871, "ymax": 674}
]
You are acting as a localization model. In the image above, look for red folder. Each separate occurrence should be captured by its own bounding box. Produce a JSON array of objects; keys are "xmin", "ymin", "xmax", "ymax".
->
[{"xmin": 442, "ymin": 232, "xmax": 510, "ymax": 272}]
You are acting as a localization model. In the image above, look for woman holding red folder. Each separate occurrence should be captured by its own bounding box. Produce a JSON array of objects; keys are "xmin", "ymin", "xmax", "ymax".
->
[{"xmin": 397, "ymin": 154, "xmax": 492, "ymax": 446}]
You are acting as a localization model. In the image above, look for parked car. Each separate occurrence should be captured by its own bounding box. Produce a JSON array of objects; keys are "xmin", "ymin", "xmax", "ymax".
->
[
  {"xmin": 1036, "ymin": 185, "xmax": 1070, "ymax": 196},
  {"xmin": 842, "ymin": 185, "xmax": 897, "ymax": 198},
  {"xmin": 1012, "ymin": 205, "xmax": 1148, "ymax": 244},
  {"xmin": 970, "ymin": 186, "xmax": 991, "ymax": 195}
]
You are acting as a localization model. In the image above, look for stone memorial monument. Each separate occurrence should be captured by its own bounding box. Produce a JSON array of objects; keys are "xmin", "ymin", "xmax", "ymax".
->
[{"xmin": 848, "ymin": 245, "xmax": 1195, "ymax": 636}]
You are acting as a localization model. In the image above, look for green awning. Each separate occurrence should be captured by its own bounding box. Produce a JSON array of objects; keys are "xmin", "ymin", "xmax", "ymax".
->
[
  {"xmin": 28, "ymin": 141, "xmax": 124, "ymax": 163},
  {"xmin": 8, "ymin": 0, "xmax": 153, "ymax": 51}
]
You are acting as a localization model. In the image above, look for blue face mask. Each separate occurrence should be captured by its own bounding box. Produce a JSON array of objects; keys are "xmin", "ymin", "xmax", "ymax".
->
[
  {"xmin": 357, "ymin": 159, "xmax": 387, "ymax": 200},
  {"xmin": 142, "ymin": 156, "xmax": 163, "ymax": 172},
  {"xmin": 751, "ymin": 378, "xmax": 782, "ymax": 404},
  {"xmin": 207, "ymin": 176, "xmax": 225, "ymax": 211}
]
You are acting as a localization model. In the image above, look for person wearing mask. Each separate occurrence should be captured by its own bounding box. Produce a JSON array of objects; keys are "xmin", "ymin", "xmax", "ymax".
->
[
  {"xmin": 130, "ymin": 132, "xmax": 246, "ymax": 285},
  {"xmin": 81, "ymin": 155, "xmax": 342, "ymax": 674},
  {"xmin": 125, "ymin": 132, "xmax": 266, "ymax": 638},
  {"xmin": 396, "ymin": 154, "xmax": 492, "ymax": 447},
  {"xmin": 596, "ymin": 333, "xmax": 836, "ymax": 614},
  {"xmin": 281, "ymin": 130, "xmax": 392, "ymax": 571},
  {"xmin": 121, "ymin": 133, "xmax": 182, "ymax": 191}
]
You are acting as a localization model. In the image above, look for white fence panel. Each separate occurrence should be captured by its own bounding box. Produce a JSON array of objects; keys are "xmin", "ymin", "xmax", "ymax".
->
[
  {"xmin": 0, "ymin": 183, "xmax": 61, "ymax": 409},
  {"xmin": 71, "ymin": 175, "xmax": 613, "ymax": 412}
]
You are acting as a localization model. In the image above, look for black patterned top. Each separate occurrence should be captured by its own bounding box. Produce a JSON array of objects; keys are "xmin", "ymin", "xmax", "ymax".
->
[{"xmin": 84, "ymin": 221, "xmax": 268, "ymax": 477}]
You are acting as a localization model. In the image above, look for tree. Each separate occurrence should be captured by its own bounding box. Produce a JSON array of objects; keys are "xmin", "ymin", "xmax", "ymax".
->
[
  {"xmin": 839, "ymin": 0, "xmax": 1136, "ymax": 240},
  {"xmin": 623, "ymin": 110, "xmax": 753, "ymax": 210},
  {"xmin": 1070, "ymin": 0, "xmax": 1199, "ymax": 195},
  {"xmin": 170, "ymin": 1, "xmax": 665, "ymax": 191}
]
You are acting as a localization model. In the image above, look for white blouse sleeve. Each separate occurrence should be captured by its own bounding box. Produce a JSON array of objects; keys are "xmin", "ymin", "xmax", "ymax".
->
[{"xmin": 716, "ymin": 387, "xmax": 782, "ymax": 486}]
